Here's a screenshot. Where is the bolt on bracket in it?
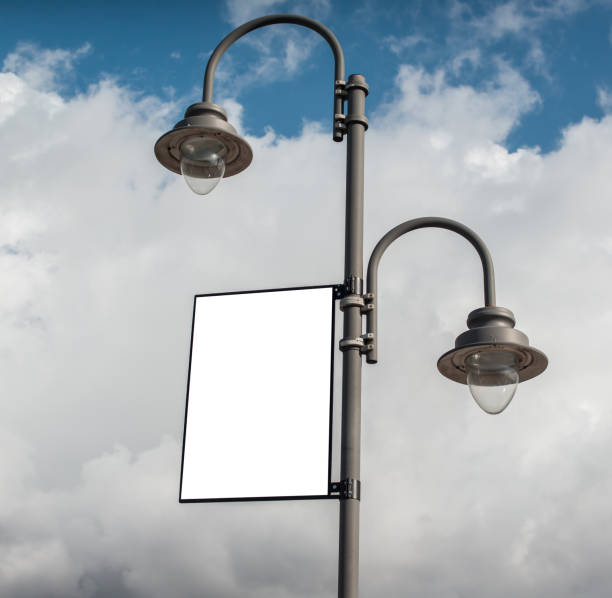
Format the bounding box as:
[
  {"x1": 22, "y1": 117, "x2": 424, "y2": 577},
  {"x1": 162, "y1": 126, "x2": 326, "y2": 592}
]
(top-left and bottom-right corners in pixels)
[
  {"x1": 361, "y1": 292, "x2": 374, "y2": 313},
  {"x1": 330, "y1": 478, "x2": 361, "y2": 500},
  {"x1": 339, "y1": 337, "x2": 364, "y2": 351},
  {"x1": 339, "y1": 294, "x2": 365, "y2": 311},
  {"x1": 339, "y1": 333, "x2": 374, "y2": 354}
]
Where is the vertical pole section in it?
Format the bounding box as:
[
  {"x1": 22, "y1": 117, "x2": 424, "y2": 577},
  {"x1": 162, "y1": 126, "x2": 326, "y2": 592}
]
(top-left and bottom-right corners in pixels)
[{"x1": 338, "y1": 74, "x2": 369, "y2": 598}]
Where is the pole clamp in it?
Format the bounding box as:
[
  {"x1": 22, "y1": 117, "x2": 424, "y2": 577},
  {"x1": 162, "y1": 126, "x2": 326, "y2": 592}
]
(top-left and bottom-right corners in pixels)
[
  {"x1": 339, "y1": 337, "x2": 363, "y2": 351},
  {"x1": 345, "y1": 114, "x2": 369, "y2": 130},
  {"x1": 330, "y1": 478, "x2": 361, "y2": 500},
  {"x1": 339, "y1": 294, "x2": 364, "y2": 311},
  {"x1": 334, "y1": 114, "x2": 347, "y2": 140},
  {"x1": 333, "y1": 80, "x2": 347, "y2": 141},
  {"x1": 335, "y1": 277, "x2": 363, "y2": 298},
  {"x1": 360, "y1": 333, "x2": 374, "y2": 354},
  {"x1": 339, "y1": 333, "x2": 374, "y2": 353},
  {"x1": 345, "y1": 79, "x2": 369, "y2": 95},
  {"x1": 361, "y1": 292, "x2": 374, "y2": 313},
  {"x1": 344, "y1": 276, "x2": 363, "y2": 296}
]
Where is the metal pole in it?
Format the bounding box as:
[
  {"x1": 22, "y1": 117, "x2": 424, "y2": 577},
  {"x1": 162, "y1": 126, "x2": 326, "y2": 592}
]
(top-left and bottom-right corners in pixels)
[
  {"x1": 338, "y1": 73, "x2": 368, "y2": 598},
  {"x1": 201, "y1": 14, "x2": 346, "y2": 142},
  {"x1": 365, "y1": 217, "x2": 497, "y2": 364}
]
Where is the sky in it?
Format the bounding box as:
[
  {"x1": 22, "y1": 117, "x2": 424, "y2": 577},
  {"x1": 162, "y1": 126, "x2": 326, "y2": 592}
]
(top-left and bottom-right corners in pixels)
[{"x1": 2, "y1": 0, "x2": 612, "y2": 596}]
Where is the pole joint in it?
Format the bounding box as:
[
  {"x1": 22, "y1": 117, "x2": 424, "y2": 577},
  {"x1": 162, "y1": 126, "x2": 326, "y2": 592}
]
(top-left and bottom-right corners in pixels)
[
  {"x1": 331, "y1": 478, "x2": 361, "y2": 500},
  {"x1": 345, "y1": 78, "x2": 369, "y2": 95},
  {"x1": 345, "y1": 114, "x2": 369, "y2": 130}
]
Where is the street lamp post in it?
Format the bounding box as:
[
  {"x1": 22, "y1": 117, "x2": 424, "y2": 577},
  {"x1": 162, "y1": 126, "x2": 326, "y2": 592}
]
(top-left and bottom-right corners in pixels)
[{"x1": 154, "y1": 14, "x2": 547, "y2": 598}]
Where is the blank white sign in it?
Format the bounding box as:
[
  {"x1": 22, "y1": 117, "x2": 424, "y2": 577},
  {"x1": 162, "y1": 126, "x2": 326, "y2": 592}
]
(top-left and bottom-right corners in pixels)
[{"x1": 180, "y1": 286, "x2": 335, "y2": 501}]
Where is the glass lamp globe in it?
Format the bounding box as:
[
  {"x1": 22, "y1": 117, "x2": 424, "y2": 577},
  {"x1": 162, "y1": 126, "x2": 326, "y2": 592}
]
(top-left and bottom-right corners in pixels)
[
  {"x1": 465, "y1": 350, "x2": 519, "y2": 414},
  {"x1": 180, "y1": 136, "x2": 226, "y2": 195}
]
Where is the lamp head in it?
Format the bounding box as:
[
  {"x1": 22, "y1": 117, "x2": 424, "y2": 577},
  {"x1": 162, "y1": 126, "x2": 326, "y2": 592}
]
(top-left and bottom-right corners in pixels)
[
  {"x1": 437, "y1": 306, "x2": 548, "y2": 414},
  {"x1": 154, "y1": 102, "x2": 252, "y2": 194}
]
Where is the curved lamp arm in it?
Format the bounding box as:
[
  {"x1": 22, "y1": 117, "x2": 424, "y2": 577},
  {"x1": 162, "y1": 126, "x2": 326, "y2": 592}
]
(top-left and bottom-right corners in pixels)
[
  {"x1": 365, "y1": 217, "x2": 496, "y2": 364},
  {"x1": 202, "y1": 14, "x2": 346, "y2": 140}
]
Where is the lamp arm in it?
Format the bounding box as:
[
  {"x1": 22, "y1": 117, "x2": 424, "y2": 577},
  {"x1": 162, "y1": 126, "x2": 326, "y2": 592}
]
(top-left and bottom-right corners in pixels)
[
  {"x1": 202, "y1": 14, "x2": 346, "y2": 140},
  {"x1": 365, "y1": 217, "x2": 496, "y2": 364}
]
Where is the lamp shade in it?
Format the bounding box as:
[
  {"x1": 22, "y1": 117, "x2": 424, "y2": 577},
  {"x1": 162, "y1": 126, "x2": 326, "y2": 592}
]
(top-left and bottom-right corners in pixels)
[
  {"x1": 437, "y1": 306, "x2": 548, "y2": 385},
  {"x1": 154, "y1": 101, "x2": 252, "y2": 178}
]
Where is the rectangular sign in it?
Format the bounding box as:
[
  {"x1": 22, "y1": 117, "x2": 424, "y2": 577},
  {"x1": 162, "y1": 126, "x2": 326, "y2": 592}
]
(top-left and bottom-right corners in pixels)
[{"x1": 180, "y1": 285, "x2": 336, "y2": 502}]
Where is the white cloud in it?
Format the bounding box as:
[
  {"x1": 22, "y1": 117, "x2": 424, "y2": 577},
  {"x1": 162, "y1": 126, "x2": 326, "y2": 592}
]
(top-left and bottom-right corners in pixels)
[
  {"x1": 377, "y1": 60, "x2": 539, "y2": 145},
  {"x1": 225, "y1": 0, "x2": 330, "y2": 26},
  {"x1": 384, "y1": 34, "x2": 427, "y2": 56},
  {"x1": 225, "y1": 0, "x2": 288, "y2": 26},
  {"x1": 477, "y1": 1, "x2": 529, "y2": 39},
  {"x1": 525, "y1": 37, "x2": 550, "y2": 77},
  {"x1": 2, "y1": 42, "x2": 91, "y2": 91},
  {"x1": 450, "y1": 48, "x2": 482, "y2": 73},
  {"x1": 452, "y1": 0, "x2": 590, "y2": 78},
  {"x1": 468, "y1": 0, "x2": 588, "y2": 40},
  {"x1": 3, "y1": 40, "x2": 612, "y2": 597},
  {"x1": 597, "y1": 85, "x2": 612, "y2": 112},
  {"x1": 214, "y1": 0, "x2": 333, "y2": 98}
]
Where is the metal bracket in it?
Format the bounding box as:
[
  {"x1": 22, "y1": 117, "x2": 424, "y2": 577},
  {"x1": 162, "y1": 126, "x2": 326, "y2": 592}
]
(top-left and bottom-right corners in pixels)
[
  {"x1": 335, "y1": 80, "x2": 348, "y2": 98},
  {"x1": 334, "y1": 277, "x2": 363, "y2": 298},
  {"x1": 339, "y1": 337, "x2": 364, "y2": 351},
  {"x1": 345, "y1": 79, "x2": 369, "y2": 95},
  {"x1": 334, "y1": 114, "x2": 347, "y2": 140},
  {"x1": 335, "y1": 283, "x2": 373, "y2": 354},
  {"x1": 330, "y1": 478, "x2": 361, "y2": 500},
  {"x1": 345, "y1": 114, "x2": 369, "y2": 130},
  {"x1": 333, "y1": 80, "x2": 347, "y2": 141},
  {"x1": 339, "y1": 333, "x2": 374, "y2": 353},
  {"x1": 339, "y1": 295, "x2": 364, "y2": 311},
  {"x1": 360, "y1": 333, "x2": 374, "y2": 354},
  {"x1": 361, "y1": 292, "x2": 374, "y2": 314},
  {"x1": 345, "y1": 276, "x2": 363, "y2": 296},
  {"x1": 333, "y1": 285, "x2": 346, "y2": 300}
]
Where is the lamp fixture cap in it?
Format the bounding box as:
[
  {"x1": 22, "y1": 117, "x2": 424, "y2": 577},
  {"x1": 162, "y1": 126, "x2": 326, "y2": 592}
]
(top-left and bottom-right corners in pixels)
[
  {"x1": 154, "y1": 101, "x2": 253, "y2": 177},
  {"x1": 437, "y1": 306, "x2": 548, "y2": 384}
]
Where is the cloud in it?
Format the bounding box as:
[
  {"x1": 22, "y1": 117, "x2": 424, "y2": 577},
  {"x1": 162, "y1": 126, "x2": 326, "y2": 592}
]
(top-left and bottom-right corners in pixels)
[
  {"x1": 3, "y1": 39, "x2": 612, "y2": 597},
  {"x1": 597, "y1": 85, "x2": 612, "y2": 112},
  {"x1": 224, "y1": 0, "x2": 288, "y2": 26},
  {"x1": 384, "y1": 34, "x2": 427, "y2": 56},
  {"x1": 447, "y1": 0, "x2": 590, "y2": 79},
  {"x1": 474, "y1": 1, "x2": 529, "y2": 39},
  {"x1": 450, "y1": 48, "x2": 482, "y2": 73},
  {"x1": 467, "y1": 0, "x2": 588, "y2": 41},
  {"x1": 214, "y1": 0, "x2": 332, "y2": 99},
  {"x1": 224, "y1": 0, "x2": 331, "y2": 27},
  {"x1": 378, "y1": 60, "x2": 539, "y2": 145},
  {"x1": 2, "y1": 42, "x2": 91, "y2": 91}
]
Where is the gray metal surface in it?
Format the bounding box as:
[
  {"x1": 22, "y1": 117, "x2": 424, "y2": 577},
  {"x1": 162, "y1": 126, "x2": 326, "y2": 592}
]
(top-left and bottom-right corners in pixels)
[
  {"x1": 154, "y1": 101, "x2": 252, "y2": 177},
  {"x1": 338, "y1": 73, "x2": 368, "y2": 598},
  {"x1": 437, "y1": 306, "x2": 548, "y2": 383},
  {"x1": 365, "y1": 217, "x2": 496, "y2": 364},
  {"x1": 152, "y1": 13, "x2": 548, "y2": 598},
  {"x1": 437, "y1": 343, "x2": 548, "y2": 384},
  {"x1": 202, "y1": 14, "x2": 346, "y2": 141}
]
